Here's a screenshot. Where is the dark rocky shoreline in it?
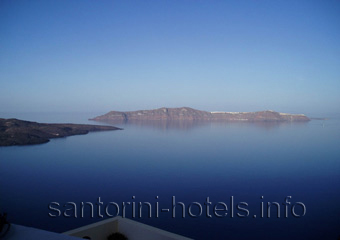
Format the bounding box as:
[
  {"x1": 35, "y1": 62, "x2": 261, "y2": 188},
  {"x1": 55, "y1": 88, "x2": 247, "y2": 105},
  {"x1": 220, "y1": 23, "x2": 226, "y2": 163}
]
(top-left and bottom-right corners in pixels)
[{"x1": 0, "y1": 118, "x2": 121, "y2": 146}]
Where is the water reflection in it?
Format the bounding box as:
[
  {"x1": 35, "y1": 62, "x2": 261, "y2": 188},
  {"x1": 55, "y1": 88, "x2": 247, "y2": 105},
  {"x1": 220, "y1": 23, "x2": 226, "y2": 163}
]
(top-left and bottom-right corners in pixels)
[
  {"x1": 91, "y1": 119, "x2": 309, "y2": 131},
  {"x1": 1, "y1": 115, "x2": 338, "y2": 240}
]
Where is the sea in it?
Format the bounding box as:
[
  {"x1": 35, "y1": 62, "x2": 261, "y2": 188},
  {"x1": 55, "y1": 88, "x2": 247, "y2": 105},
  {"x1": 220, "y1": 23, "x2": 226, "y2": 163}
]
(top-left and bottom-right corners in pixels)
[{"x1": 1, "y1": 112, "x2": 339, "y2": 239}]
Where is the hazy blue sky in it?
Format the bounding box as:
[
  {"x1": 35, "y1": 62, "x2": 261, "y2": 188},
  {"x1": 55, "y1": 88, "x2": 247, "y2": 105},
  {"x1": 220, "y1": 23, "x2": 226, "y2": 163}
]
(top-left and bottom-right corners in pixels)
[{"x1": 1, "y1": 0, "x2": 339, "y2": 115}]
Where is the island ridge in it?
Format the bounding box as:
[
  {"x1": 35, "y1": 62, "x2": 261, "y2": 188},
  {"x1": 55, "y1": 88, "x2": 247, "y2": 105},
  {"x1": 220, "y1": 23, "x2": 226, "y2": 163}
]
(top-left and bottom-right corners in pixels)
[{"x1": 91, "y1": 107, "x2": 310, "y2": 122}]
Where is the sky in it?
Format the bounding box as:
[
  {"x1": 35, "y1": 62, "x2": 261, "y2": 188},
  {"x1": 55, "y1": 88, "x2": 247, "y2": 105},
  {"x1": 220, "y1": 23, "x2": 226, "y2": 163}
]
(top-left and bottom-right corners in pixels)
[{"x1": 0, "y1": 0, "x2": 339, "y2": 116}]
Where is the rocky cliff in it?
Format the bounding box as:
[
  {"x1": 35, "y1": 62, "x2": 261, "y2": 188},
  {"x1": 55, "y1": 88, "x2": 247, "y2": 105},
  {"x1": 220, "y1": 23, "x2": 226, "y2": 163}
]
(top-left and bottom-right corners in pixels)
[{"x1": 91, "y1": 107, "x2": 310, "y2": 122}]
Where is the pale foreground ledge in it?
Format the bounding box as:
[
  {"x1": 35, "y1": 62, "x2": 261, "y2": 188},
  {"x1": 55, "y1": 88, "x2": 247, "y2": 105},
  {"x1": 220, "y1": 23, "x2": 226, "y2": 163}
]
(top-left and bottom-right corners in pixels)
[
  {"x1": 2, "y1": 217, "x2": 192, "y2": 240},
  {"x1": 64, "y1": 216, "x2": 193, "y2": 240}
]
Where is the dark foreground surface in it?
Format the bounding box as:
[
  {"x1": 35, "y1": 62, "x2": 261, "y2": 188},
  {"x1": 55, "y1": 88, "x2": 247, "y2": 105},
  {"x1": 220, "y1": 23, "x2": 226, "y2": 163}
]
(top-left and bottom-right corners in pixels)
[{"x1": 0, "y1": 118, "x2": 121, "y2": 146}]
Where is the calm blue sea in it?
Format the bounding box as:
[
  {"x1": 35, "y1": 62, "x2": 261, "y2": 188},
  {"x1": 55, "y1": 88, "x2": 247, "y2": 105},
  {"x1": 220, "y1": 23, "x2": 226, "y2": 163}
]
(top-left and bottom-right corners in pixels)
[{"x1": 1, "y1": 112, "x2": 340, "y2": 239}]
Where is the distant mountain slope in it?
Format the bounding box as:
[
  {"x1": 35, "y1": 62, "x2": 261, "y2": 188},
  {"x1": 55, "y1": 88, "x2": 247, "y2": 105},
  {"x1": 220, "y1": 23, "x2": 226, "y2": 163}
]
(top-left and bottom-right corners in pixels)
[
  {"x1": 0, "y1": 118, "x2": 121, "y2": 146},
  {"x1": 91, "y1": 107, "x2": 310, "y2": 122}
]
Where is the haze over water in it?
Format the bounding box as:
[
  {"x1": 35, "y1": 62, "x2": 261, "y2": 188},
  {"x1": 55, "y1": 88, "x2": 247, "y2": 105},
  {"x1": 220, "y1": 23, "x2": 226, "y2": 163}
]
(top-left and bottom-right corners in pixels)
[{"x1": 1, "y1": 113, "x2": 339, "y2": 239}]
